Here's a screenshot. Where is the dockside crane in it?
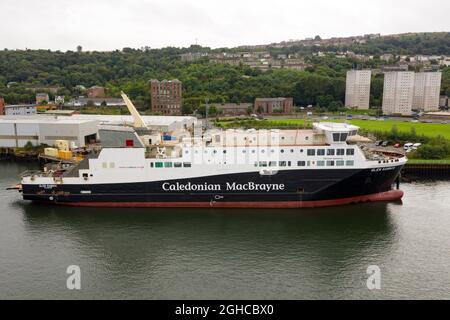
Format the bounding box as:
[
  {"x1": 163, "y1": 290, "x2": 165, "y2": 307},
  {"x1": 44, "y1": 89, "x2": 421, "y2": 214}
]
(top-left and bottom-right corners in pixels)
[{"x1": 120, "y1": 91, "x2": 147, "y2": 128}]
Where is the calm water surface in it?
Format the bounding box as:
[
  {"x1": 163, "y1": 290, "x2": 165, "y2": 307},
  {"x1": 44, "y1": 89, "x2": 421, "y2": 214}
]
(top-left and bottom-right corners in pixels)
[{"x1": 0, "y1": 162, "x2": 449, "y2": 299}]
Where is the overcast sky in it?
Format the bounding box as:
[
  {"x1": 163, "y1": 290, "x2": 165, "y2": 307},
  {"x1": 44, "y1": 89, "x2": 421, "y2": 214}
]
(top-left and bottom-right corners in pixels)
[{"x1": 0, "y1": 0, "x2": 448, "y2": 51}]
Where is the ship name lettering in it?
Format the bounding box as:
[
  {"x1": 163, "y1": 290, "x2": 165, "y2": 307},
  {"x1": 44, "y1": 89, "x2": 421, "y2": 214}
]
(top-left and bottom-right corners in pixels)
[
  {"x1": 226, "y1": 182, "x2": 285, "y2": 192},
  {"x1": 162, "y1": 182, "x2": 221, "y2": 192}
]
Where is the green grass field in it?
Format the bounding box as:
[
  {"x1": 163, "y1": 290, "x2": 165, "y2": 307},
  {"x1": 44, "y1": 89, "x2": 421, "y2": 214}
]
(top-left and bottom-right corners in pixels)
[
  {"x1": 406, "y1": 158, "x2": 450, "y2": 165},
  {"x1": 261, "y1": 119, "x2": 450, "y2": 140}
]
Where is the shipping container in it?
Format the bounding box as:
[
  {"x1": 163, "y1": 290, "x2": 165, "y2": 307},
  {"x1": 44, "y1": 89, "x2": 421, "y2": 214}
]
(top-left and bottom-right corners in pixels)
[
  {"x1": 58, "y1": 150, "x2": 73, "y2": 160},
  {"x1": 44, "y1": 148, "x2": 59, "y2": 157},
  {"x1": 55, "y1": 140, "x2": 70, "y2": 151}
]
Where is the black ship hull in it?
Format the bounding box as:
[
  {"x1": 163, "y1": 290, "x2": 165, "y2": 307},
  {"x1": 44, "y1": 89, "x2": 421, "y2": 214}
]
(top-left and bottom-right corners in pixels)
[{"x1": 22, "y1": 165, "x2": 404, "y2": 208}]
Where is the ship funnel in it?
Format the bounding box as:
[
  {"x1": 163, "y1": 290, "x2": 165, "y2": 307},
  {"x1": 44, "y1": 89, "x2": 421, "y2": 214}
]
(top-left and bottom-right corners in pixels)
[{"x1": 120, "y1": 91, "x2": 147, "y2": 128}]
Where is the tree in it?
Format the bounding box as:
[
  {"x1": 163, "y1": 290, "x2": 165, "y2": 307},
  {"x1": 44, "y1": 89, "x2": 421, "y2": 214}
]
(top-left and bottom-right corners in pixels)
[
  {"x1": 328, "y1": 100, "x2": 344, "y2": 112},
  {"x1": 182, "y1": 105, "x2": 193, "y2": 115}
]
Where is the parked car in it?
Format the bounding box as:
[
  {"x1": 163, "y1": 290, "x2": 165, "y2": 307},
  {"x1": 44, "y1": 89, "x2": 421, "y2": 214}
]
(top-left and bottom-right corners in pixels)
[
  {"x1": 394, "y1": 143, "x2": 401, "y2": 148},
  {"x1": 381, "y1": 141, "x2": 390, "y2": 147},
  {"x1": 404, "y1": 143, "x2": 413, "y2": 150},
  {"x1": 375, "y1": 140, "x2": 383, "y2": 146},
  {"x1": 412, "y1": 143, "x2": 422, "y2": 150}
]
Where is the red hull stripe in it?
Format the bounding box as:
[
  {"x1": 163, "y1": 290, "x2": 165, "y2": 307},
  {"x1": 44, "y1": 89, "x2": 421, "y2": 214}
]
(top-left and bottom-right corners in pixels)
[{"x1": 54, "y1": 190, "x2": 404, "y2": 208}]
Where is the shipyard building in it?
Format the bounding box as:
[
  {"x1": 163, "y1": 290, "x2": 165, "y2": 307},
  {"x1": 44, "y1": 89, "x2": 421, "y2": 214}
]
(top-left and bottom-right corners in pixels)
[
  {"x1": 0, "y1": 114, "x2": 197, "y2": 148},
  {"x1": 0, "y1": 117, "x2": 99, "y2": 148}
]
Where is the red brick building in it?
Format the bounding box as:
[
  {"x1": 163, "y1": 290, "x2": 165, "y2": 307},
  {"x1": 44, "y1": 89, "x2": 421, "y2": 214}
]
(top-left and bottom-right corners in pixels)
[
  {"x1": 254, "y1": 97, "x2": 293, "y2": 114},
  {"x1": 150, "y1": 79, "x2": 182, "y2": 115},
  {"x1": 0, "y1": 97, "x2": 5, "y2": 115},
  {"x1": 87, "y1": 86, "x2": 106, "y2": 98},
  {"x1": 36, "y1": 93, "x2": 49, "y2": 104}
]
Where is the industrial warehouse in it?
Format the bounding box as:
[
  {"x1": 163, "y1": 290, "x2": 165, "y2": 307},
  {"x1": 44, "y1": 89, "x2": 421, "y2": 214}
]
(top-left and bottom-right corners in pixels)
[{"x1": 0, "y1": 114, "x2": 197, "y2": 149}]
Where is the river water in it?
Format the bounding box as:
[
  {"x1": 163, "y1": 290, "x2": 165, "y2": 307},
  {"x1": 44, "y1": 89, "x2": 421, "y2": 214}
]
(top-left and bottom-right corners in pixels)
[{"x1": 0, "y1": 162, "x2": 449, "y2": 299}]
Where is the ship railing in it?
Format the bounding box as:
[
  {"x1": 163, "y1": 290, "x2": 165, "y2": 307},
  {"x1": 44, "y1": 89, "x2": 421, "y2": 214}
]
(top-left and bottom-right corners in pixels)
[{"x1": 19, "y1": 170, "x2": 45, "y2": 178}]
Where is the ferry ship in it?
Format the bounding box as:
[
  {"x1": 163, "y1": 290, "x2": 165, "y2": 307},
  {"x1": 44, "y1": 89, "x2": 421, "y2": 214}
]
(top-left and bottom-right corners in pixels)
[{"x1": 17, "y1": 94, "x2": 406, "y2": 208}]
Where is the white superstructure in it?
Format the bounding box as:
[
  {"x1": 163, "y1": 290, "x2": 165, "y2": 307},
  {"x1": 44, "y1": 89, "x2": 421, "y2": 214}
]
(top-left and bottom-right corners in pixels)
[{"x1": 21, "y1": 122, "x2": 406, "y2": 187}]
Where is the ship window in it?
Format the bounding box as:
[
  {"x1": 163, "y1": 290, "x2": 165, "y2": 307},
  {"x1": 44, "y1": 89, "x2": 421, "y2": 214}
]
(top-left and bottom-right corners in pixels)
[
  {"x1": 269, "y1": 161, "x2": 277, "y2": 167},
  {"x1": 317, "y1": 149, "x2": 325, "y2": 156},
  {"x1": 261, "y1": 149, "x2": 265, "y2": 153},
  {"x1": 317, "y1": 161, "x2": 325, "y2": 167},
  {"x1": 346, "y1": 160, "x2": 355, "y2": 166},
  {"x1": 183, "y1": 163, "x2": 191, "y2": 168},
  {"x1": 333, "y1": 133, "x2": 340, "y2": 142},
  {"x1": 164, "y1": 162, "x2": 173, "y2": 168},
  {"x1": 336, "y1": 160, "x2": 345, "y2": 166},
  {"x1": 288, "y1": 161, "x2": 291, "y2": 167},
  {"x1": 326, "y1": 160, "x2": 335, "y2": 166},
  {"x1": 340, "y1": 133, "x2": 348, "y2": 141},
  {"x1": 307, "y1": 149, "x2": 315, "y2": 156},
  {"x1": 346, "y1": 149, "x2": 355, "y2": 155},
  {"x1": 327, "y1": 149, "x2": 335, "y2": 156},
  {"x1": 281, "y1": 149, "x2": 285, "y2": 153},
  {"x1": 271, "y1": 149, "x2": 275, "y2": 153},
  {"x1": 155, "y1": 162, "x2": 164, "y2": 168},
  {"x1": 290, "y1": 149, "x2": 294, "y2": 153},
  {"x1": 307, "y1": 161, "x2": 311, "y2": 166},
  {"x1": 82, "y1": 173, "x2": 88, "y2": 178},
  {"x1": 174, "y1": 162, "x2": 182, "y2": 168},
  {"x1": 298, "y1": 161, "x2": 306, "y2": 166},
  {"x1": 337, "y1": 149, "x2": 345, "y2": 156},
  {"x1": 279, "y1": 161, "x2": 286, "y2": 167},
  {"x1": 109, "y1": 162, "x2": 115, "y2": 168},
  {"x1": 102, "y1": 162, "x2": 107, "y2": 168},
  {"x1": 254, "y1": 162, "x2": 258, "y2": 167},
  {"x1": 300, "y1": 149, "x2": 304, "y2": 153},
  {"x1": 259, "y1": 161, "x2": 267, "y2": 167}
]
